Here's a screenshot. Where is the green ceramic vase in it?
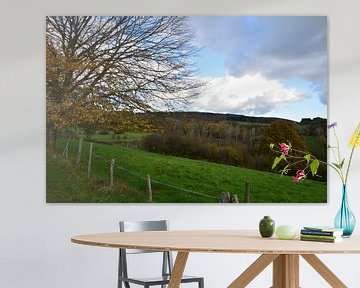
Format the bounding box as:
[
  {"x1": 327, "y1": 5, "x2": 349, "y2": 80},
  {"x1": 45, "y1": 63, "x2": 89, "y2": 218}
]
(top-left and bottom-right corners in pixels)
[{"x1": 259, "y1": 216, "x2": 275, "y2": 237}]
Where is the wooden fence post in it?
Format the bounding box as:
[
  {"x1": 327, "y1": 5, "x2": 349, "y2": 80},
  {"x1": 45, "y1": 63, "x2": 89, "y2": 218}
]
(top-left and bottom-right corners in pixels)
[
  {"x1": 244, "y1": 181, "x2": 251, "y2": 203},
  {"x1": 147, "y1": 174, "x2": 152, "y2": 202},
  {"x1": 76, "y1": 138, "x2": 83, "y2": 164},
  {"x1": 63, "y1": 137, "x2": 71, "y2": 159},
  {"x1": 65, "y1": 146, "x2": 69, "y2": 159},
  {"x1": 110, "y1": 159, "x2": 115, "y2": 186},
  {"x1": 87, "y1": 143, "x2": 93, "y2": 179}
]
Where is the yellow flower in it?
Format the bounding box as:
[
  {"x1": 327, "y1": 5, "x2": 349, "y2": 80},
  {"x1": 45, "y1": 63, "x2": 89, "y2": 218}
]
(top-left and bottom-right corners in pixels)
[{"x1": 349, "y1": 122, "x2": 360, "y2": 147}]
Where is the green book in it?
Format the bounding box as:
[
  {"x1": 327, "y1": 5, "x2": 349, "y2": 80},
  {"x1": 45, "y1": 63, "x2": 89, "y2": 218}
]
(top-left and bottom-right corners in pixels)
[
  {"x1": 300, "y1": 236, "x2": 342, "y2": 243},
  {"x1": 300, "y1": 234, "x2": 340, "y2": 240}
]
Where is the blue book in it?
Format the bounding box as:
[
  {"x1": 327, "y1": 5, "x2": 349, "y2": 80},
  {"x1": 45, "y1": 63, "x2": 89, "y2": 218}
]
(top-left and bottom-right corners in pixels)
[{"x1": 302, "y1": 226, "x2": 343, "y2": 236}]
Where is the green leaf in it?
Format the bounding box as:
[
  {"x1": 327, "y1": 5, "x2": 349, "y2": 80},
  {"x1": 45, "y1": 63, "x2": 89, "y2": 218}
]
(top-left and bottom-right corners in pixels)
[
  {"x1": 272, "y1": 157, "x2": 281, "y2": 169},
  {"x1": 304, "y1": 154, "x2": 311, "y2": 164},
  {"x1": 333, "y1": 159, "x2": 345, "y2": 169},
  {"x1": 339, "y1": 158, "x2": 345, "y2": 169},
  {"x1": 310, "y1": 160, "x2": 319, "y2": 176},
  {"x1": 269, "y1": 143, "x2": 274, "y2": 149},
  {"x1": 332, "y1": 162, "x2": 340, "y2": 169},
  {"x1": 272, "y1": 154, "x2": 286, "y2": 170}
]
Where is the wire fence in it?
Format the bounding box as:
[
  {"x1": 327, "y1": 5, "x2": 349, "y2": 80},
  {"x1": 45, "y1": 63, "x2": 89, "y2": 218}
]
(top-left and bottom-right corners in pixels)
[
  {"x1": 60, "y1": 137, "x2": 251, "y2": 203},
  {"x1": 92, "y1": 149, "x2": 219, "y2": 201}
]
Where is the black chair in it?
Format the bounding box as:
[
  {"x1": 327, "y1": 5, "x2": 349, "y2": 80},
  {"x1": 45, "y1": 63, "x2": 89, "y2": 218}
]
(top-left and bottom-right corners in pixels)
[{"x1": 118, "y1": 220, "x2": 204, "y2": 288}]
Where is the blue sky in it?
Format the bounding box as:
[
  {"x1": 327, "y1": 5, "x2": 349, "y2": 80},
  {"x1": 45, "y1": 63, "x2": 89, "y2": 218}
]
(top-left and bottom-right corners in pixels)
[{"x1": 187, "y1": 16, "x2": 328, "y2": 122}]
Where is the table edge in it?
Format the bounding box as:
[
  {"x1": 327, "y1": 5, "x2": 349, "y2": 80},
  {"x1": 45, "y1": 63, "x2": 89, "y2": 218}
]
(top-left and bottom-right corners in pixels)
[{"x1": 71, "y1": 235, "x2": 360, "y2": 254}]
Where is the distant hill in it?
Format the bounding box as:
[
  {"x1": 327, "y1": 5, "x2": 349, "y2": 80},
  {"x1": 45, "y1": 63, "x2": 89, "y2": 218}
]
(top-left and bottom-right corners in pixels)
[
  {"x1": 299, "y1": 117, "x2": 327, "y2": 125},
  {"x1": 147, "y1": 111, "x2": 326, "y2": 125}
]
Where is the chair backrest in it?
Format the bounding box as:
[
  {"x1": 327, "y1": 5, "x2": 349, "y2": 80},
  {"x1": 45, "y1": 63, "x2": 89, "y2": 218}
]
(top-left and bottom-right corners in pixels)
[
  {"x1": 119, "y1": 220, "x2": 168, "y2": 254},
  {"x1": 118, "y1": 220, "x2": 173, "y2": 282},
  {"x1": 120, "y1": 220, "x2": 168, "y2": 232}
]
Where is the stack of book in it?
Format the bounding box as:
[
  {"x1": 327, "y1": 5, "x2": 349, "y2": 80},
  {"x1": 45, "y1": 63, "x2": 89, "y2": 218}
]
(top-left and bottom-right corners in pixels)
[{"x1": 300, "y1": 226, "x2": 344, "y2": 243}]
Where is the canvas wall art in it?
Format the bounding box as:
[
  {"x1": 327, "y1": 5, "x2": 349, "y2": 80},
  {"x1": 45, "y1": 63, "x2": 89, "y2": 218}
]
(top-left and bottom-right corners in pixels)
[{"x1": 46, "y1": 16, "x2": 328, "y2": 203}]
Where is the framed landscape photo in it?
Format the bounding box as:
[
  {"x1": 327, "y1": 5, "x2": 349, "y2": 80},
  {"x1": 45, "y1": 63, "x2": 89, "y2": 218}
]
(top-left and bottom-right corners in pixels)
[{"x1": 46, "y1": 16, "x2": 328, "y2": 203}]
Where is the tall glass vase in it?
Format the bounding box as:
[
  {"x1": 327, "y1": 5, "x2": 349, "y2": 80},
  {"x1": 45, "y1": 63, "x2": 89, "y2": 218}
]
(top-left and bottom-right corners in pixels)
[{"x1": 334, "y1": 185, "x2": 356, "y2": 237}]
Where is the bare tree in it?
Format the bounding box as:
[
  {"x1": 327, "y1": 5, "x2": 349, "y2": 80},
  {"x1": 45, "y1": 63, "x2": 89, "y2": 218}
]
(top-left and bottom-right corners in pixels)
[{"x1": 46, "y1": 16, "x2": 203, "y2": 150}]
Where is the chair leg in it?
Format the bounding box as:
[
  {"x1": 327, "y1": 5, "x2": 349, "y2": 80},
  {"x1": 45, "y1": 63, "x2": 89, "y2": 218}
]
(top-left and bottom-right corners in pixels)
[
  {"x1": 199, "y1": 278, "x2": 204, "y2": 288},
  {"x1": 118, "y1": 250, "x2": 122, "y2": 288}
]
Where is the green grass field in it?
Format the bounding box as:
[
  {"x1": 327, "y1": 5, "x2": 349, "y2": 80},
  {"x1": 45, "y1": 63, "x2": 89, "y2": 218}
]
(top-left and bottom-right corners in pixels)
[
  {"x1": 88, "y1": 131, "x2": 151, "y2": 143},
  {"x1": 46, "y1": 138, "x2": 327, "y2": 203}
]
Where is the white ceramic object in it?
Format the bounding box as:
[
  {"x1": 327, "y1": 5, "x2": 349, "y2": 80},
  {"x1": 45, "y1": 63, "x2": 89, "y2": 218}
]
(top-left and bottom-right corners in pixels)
[{"x1": 275, "y1": 225, "x2": 297, "y2": 240}]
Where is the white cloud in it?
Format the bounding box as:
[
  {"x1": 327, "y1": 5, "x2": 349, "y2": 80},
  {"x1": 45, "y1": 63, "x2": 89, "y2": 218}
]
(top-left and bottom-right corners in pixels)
[
  {"x1": 189, "y1": 73, "x2": 307, "y2": 115},
  {"x1": 190, "y1": 16, "x2": 328, "y2": 104}
]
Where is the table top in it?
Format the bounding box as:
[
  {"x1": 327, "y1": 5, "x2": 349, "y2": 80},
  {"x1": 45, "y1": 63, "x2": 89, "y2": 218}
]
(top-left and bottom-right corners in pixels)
[{"x1": 71, "y1": 230, "x2": 360, "y2": 254}]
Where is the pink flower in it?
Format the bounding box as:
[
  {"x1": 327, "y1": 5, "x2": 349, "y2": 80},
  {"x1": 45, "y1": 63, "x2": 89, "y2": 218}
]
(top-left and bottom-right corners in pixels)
[
  {"x1": 293, "y1": 170, "x2": 306, "y2": 183},
  {"x1": 279, "y1": 143, "x2": 289, "y2": 155}
]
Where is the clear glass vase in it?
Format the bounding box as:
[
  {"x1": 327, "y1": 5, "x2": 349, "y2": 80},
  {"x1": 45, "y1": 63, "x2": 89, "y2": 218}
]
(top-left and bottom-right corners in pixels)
[{"x1": 334, "y1": 185, "x2": 356, "y2": 237}]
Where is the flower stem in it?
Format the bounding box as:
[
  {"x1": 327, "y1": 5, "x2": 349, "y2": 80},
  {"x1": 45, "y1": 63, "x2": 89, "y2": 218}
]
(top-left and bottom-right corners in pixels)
[
  {"x1": 330, "y1": 147, "x2": 339, "y2": 164},
  {"x1": 345, "y1": 145, "x2": 356, "y2": 185},
  {"x1": 333, "y1": 127, "x2": 345, "y2": 183},
  {"x1": 333, "y1": 127, "x2": 342, "y2": 164},
  {"x1": 320, "y1": 160, "x2": 344, "y2": 182},
  {"x1": 273, "y1": 148, "x2": 344, "y2": 182}
]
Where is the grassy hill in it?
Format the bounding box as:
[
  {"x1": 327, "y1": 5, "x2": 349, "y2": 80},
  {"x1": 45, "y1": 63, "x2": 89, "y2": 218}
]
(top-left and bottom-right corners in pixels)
[{"x1": 46, "y1": 138, "x2": 327, "y2": 203}]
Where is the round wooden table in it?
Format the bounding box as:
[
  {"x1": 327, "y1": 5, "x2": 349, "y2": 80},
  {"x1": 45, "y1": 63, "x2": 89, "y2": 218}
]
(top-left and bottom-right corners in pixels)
[{"x1": 72, "y1": 230, "x2": 360, "y2": 288}]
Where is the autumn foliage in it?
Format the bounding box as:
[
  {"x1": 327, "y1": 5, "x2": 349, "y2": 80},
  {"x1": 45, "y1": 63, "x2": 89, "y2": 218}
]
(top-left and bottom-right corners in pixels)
[{"x1": 46, "y1": 16, "x2": 203, "y2": 150}]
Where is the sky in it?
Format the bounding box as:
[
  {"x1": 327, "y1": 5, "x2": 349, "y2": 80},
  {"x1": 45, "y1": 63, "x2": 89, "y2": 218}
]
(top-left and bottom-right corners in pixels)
[{"x1": 187, "y1": 16, "x2": 328, "y2": 122}]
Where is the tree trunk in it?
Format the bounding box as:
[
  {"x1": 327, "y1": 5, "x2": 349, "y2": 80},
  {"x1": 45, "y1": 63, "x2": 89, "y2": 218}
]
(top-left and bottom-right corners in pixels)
[{"x1": 46, "y1": 122, "x2": 57, "y2": 152}]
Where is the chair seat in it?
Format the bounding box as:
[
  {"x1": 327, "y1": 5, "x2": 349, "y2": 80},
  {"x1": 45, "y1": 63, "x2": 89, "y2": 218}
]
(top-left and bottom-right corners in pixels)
[{"x1": 119, "y1": 274, "x2": 203, "y2": 286}]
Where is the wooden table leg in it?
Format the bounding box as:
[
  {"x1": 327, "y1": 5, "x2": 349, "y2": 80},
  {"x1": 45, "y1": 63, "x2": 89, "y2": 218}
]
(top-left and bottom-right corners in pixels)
[
  {"x1": 228, "y1": 254, "x2": 279, "y2": 288},
  {"x1": 272, "y1": 254, "x2": 299, "y2": 288},
  {"x1": 168, "y1": 252, "x2": 189, "y2": 288},
  {"x1": 288, "y1": 255, "x2": 299, "y2": 288},
  {"x1": 301, "y1": 254, "x2": 347, "y2": 288}
]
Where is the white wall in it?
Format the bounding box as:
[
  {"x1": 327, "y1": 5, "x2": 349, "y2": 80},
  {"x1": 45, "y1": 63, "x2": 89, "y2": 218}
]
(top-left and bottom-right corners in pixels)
[{"x1": 1, "y1": 0, "x2": 360, "y2": 287}]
